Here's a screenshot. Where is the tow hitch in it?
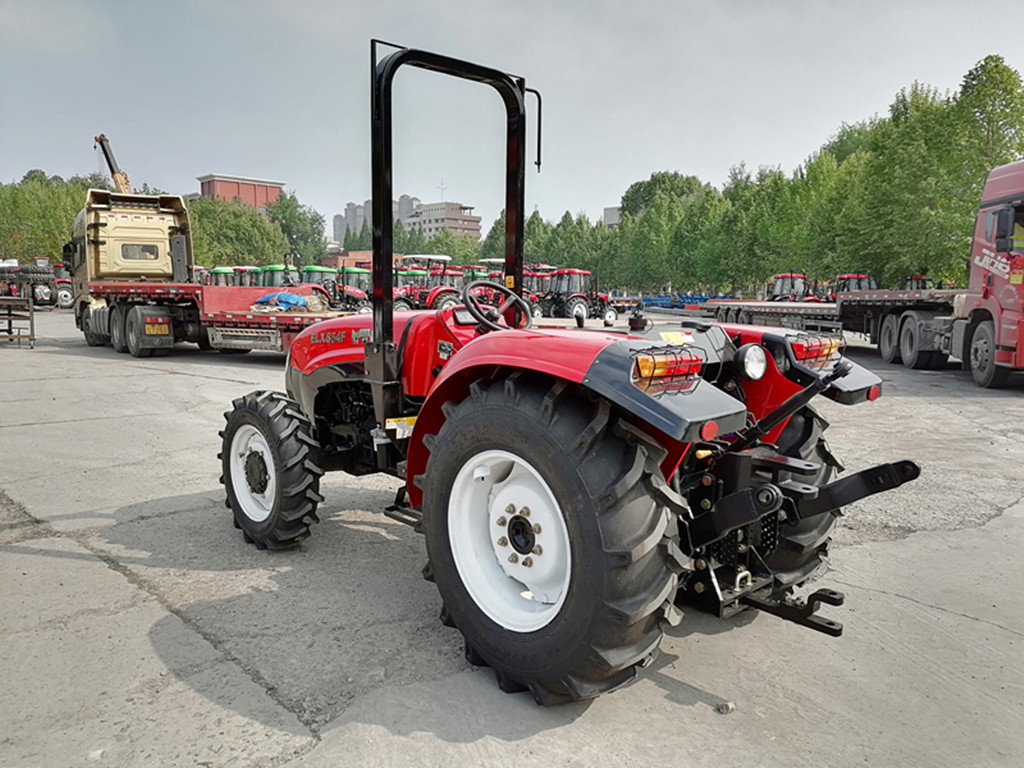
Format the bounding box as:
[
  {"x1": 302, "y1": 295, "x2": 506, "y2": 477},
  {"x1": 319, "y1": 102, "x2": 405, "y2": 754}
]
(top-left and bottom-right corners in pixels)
[{"x1": 742, "y1": 588, "x2": 846, "y2": 636}]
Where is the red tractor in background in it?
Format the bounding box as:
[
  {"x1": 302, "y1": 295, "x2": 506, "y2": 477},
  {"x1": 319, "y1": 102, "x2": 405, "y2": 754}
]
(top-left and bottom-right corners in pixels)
[
  {"x1": 544, "y1": 267, "x2": 618, "y2": 324},
  {"x1": 219, "y1": 42, "x2": 920, "y2": 705}
]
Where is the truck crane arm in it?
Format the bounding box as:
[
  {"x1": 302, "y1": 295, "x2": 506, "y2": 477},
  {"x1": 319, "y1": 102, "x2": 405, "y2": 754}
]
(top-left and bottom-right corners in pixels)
[{"x1": 93, "y1": 134, "x2": 132, "y2": 194}]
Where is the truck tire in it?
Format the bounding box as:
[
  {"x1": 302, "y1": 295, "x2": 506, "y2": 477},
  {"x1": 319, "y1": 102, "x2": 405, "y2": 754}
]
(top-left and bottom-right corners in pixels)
[
  {"x1": 969, "y1": 320, "x2": 1010, "y2": 388},
  {"x1": 421, "y1": 376, "x2": 681, "y2": 705},
  {"x1": 898, "y1": 310, "x2": 932, "y2": 369},
  {"x1": 82, "y1": 309, "x2": 108, "y2": 347},
  {"x1": 879, "y1": 313, "x2": 901, "y2": 364},
  {"x1": 220, "y1": 390, "x2": 324, "y2": 549},
  {"x1": 109, "y1": 304, "x2": 128, "y2": 354},
  {"x1": 767, "y1": 407, "x2": 841, "y2": 586},
  {"x1": 197, "y1": 327, "x2": 213, "y2": 351},
  {"x1": 125, "y1": 305, "x2": 152, "y2": 358}
]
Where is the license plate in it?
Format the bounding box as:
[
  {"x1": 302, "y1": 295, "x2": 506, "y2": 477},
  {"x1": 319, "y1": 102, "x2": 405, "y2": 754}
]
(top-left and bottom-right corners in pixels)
[{"x1": 144, "y1": 323, "x2": 169, "y2": 335}]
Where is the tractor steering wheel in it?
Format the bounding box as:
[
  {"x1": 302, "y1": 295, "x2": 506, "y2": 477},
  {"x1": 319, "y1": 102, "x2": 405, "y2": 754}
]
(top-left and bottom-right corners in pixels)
[{"x1": 461, "y1": 279, "x2": 534, "y2": 332}]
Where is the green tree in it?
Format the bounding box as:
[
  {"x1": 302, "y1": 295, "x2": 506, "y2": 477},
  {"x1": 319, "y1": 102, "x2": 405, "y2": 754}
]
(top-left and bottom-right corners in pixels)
[
  {"x1": 620, "y1": 172, "x2": 709, "y2": 217},
  {"x1": 266, "y1": 191, "x2": 327, "y2": 267},
  {"x1": 188, "y1": 196, "x2": 290, "y2": 267},
  {"x1": 480, "y1": 210, "x2": 507, "y2": 261}
]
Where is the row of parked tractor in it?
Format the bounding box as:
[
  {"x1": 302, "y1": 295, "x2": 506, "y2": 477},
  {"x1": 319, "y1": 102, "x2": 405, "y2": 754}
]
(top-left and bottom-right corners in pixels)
[{"x1": 195, "y1": 254, "x2": 622, "y2": 324}]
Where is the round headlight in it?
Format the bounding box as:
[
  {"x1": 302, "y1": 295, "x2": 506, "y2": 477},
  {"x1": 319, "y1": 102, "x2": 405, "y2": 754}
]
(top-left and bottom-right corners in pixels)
[{"x1": 735, "y1": 343, "x2": 768, "y2": 380}]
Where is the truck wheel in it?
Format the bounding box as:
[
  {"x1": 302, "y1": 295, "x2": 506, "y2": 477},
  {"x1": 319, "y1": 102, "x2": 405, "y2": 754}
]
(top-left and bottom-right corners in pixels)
[
  {"x1": 125, "y1": 306, "x2": 152, "y2": 358},
  {"x1": 767, "y1": 407, "x2": 841, "y2": 586},
  {"x1": 197, "y1": 327, "x2": 213, "y2": 351},
  {"x1": 898, "y1": 310, "x2": 932, "y2": 369},
  {"x1": 969, "y1": 320, "x2": 1009, "y2": 388},
  {"x1": 566, "y1": 297, "x2": 588, "y2": 320},
  {"x1": 109, "y1": 304, "x2": 128, "y2": 354},
  {"x1": 737, "y1": 310, "x2": 752, "y2": 325},
  {"x1": 879, "y1": 313, "x2": 901, "y2": 364},
  {"x1": 82, "y1": 309, "x2": 108, "y2": 347},
  {"x1": 220, "y1": 391, "x2": 324, "y2": 549},
  {"x1": 422, "y1": 376, "x2": 681, "y2": 705}
]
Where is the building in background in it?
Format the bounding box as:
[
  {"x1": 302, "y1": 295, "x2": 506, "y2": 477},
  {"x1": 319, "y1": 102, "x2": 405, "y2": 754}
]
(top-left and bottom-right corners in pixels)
[
  {"x1": 603, "y1": 206, "x2": 621, "y2": 229},
  {"x1": 402, "y1": 201, "x2": 481, "y2": 239},
  {"x1": 333, "y1": 194, "x2": 480, "y2": 242},
  {"x1": 196, "y1": 174, "x2": 286, "y2": 210}
]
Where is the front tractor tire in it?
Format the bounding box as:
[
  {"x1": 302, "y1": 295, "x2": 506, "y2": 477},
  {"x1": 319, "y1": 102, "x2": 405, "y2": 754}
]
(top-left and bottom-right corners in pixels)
[
  {"x1": 422, "y1": 376, "x2": 682, "y2": 705},
  {"x1": 220, "y1": 391, "x2": 324, "y2": 549}
]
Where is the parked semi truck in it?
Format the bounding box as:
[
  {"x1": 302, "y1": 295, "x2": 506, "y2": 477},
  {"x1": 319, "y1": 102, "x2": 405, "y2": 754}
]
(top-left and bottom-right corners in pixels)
[
  {"x1": 65, "y1": 189, "x2": 344, "y2": 356},
  {"x1": 704, "y1": 161, "x2": 1024, "y2": 388}
]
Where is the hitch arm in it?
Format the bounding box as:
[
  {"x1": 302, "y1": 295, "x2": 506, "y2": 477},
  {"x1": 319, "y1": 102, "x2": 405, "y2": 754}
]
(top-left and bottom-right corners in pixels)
[
  {"x1": 742, "y1": 588, "x2": 846, "y2": 637},
  {"x1": 795, "y1": 459, "x2": 921, "y2": 521}
]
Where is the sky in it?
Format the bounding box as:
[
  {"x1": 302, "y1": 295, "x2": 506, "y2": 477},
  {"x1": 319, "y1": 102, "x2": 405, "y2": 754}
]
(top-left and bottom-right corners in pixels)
[{"x1": 3, "y1": 0, "x2": 1024, "y2": 239}]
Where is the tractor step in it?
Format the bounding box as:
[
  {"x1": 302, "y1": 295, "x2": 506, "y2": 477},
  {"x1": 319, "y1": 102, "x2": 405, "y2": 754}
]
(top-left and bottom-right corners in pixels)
[{"x1": 741, "y1": 587, "x2": 845, "y2": 637}]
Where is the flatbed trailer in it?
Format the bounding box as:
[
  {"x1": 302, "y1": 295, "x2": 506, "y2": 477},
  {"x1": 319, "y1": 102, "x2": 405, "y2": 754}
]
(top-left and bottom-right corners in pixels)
[
  {"x1": 702, "y1": 161, "x2": 1024, "y2": 388},
  {"x1": 82, "y1": 281, "x2": 347, "y2": 355}
]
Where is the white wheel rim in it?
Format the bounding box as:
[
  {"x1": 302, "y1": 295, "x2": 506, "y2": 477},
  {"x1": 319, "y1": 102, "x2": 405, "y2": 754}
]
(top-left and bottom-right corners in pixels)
[
  {"x1": 448, "y1": 449, "x2": 571, "y2": 632},
  {"x1": 604, "y1": 309, "x2": 616, "y2": 323},
  {"x1": 573, "y1": 302, "x2": 587, "y2": 319},
  {"x1": 229, "y1": 424, "x2": 277, "y2": 523}
]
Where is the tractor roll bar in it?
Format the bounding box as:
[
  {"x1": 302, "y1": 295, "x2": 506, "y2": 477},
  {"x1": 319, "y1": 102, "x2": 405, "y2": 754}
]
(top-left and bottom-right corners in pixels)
[{"x1": 370, "y1": 40, "x2": 530, "y2": 346}]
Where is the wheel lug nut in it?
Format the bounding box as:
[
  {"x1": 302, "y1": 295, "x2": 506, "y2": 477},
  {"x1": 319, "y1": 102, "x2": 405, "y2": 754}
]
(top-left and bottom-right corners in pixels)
[
  {"x1": 505, "y1": 504, "x2": 515, "y2": 515},
  {"x1": 496, "y1": 516, "x2": 507, "y2": 527},
  {"x1": 695, "y1": 559, "x2": 707, "y2": 570},
  {"x1": 508, "y1": 553, "x2": 519, "y2": 564},
  {"x1": 497, "y1": 536, "x2": 508, "y2": 547},
  {"x1": 521, "y1": 507, "x2": 530, "y2": 517},
  {"x1": 693, "y1": 582, "x2": 706, "y2": 594},
  {"x1": 532, "y1": 545, "x2": 543, "y2": 555},
  {"x1": 522, "y1": 557, "x2": 533, "y2": 568},
  {"x1": 532, "y1": 523, "x2": 541, "y2": 534}
]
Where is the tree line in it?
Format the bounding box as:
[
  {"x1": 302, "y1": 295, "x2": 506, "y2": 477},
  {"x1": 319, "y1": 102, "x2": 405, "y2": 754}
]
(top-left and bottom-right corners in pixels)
[
  {"x1": 0, "y1": 172, "x2": 326, "y2": 268},
  {"x1": 3, "y1": 55, "x2": 1022, "y2": 293}
]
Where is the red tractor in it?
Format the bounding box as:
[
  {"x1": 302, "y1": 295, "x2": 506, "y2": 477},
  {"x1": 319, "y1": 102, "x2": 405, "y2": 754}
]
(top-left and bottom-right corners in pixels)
[
  {"x1": 220, "y1": 43, "x2": 920, "y2": 705},
  {"x1": 545, "y1": 267, "x2": 617, "y2": 324}
]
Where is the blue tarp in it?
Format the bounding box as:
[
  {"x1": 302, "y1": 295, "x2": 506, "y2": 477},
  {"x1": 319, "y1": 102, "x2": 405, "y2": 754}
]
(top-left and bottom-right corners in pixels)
[{"x1": 254, "y1": 292, "x2": 307, "y2": 309}]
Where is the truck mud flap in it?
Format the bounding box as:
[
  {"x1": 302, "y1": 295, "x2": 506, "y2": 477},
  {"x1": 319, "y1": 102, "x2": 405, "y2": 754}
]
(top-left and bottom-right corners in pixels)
[{"x1": 208, "y1": 327, "x2": 282, "y2": 351}]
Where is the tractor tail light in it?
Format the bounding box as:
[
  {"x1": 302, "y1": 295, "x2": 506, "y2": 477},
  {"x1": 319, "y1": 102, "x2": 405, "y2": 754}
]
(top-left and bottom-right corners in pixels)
[
  {"x1": 790, "y1": 334, "x2": 843, "y2": 370},
  {"x1": 632, "y1": 346, "x2": 705, "y2": 394}
]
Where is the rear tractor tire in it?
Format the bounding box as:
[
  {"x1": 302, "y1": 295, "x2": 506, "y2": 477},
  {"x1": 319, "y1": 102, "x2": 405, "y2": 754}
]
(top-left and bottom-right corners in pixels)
[
  {"x1": 421, "y1": 376, "x2": 682, "y2": 705},
  {"x1": 565, "y1": 297, "x2": 588, "y2": 320},
  {"x1": 767, "y1": 406, "x2": 843, "y2": 586},
  {"x1": 220, "y1": 390, "x2": 324, "y2": 549}
]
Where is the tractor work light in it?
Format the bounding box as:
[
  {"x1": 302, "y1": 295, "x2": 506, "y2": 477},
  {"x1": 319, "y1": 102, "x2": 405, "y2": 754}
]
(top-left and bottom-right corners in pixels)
[
  {"x1": 632, "y1": 346, "x2": 705, "y2": 394},
  {"x1": 734, "y1": 343, "x2": 768, "y2": 380}
]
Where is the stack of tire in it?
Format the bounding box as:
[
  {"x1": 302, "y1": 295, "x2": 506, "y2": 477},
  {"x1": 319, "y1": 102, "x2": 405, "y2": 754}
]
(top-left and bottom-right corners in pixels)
[{"x1": 0, "y1": 262, "x2": 58, "y2": 307}]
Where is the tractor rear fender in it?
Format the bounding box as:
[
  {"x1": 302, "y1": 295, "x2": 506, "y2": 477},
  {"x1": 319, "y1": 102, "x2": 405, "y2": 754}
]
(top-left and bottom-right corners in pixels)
[{"x1": 405, "y1": 332, "x2": 748, "y2": 507}]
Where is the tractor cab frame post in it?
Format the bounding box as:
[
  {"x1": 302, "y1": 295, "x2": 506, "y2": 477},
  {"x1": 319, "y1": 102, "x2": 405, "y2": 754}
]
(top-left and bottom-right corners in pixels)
[{"x1": 367, "y1": 40, "x2": 528, "y2": 434}]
